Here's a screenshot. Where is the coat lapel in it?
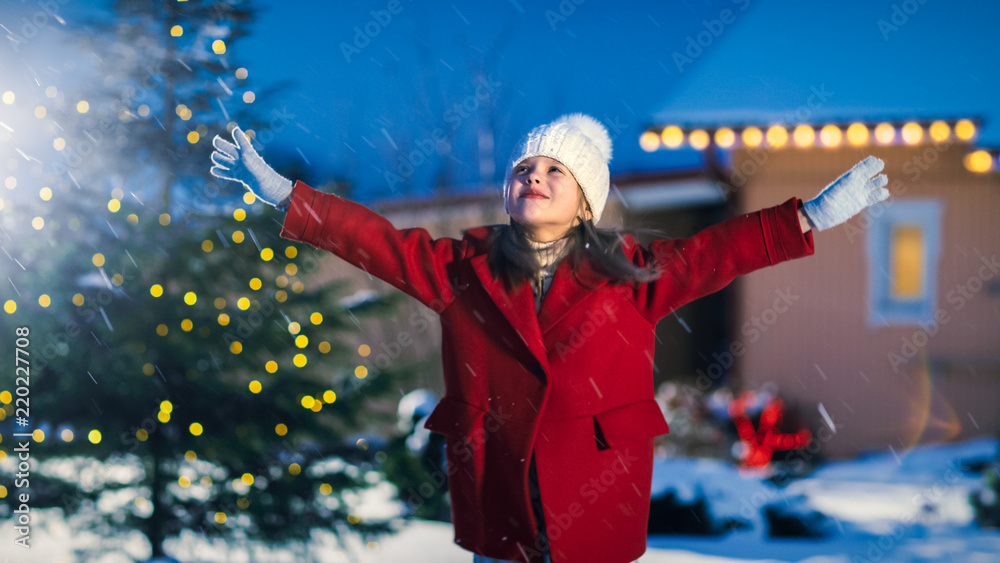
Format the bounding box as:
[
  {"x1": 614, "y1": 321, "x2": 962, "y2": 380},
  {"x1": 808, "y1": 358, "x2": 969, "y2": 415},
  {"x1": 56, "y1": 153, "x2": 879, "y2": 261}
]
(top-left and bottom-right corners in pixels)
[
  {"x1": 470, "y1": 255, "x2": 549, "y2": 376},
  {"x1": 536, "y1": 255, "x2": 608, "y2": 334},
  {"x1": 470, "y1": 252, "x2": 609, "y2": 377}
]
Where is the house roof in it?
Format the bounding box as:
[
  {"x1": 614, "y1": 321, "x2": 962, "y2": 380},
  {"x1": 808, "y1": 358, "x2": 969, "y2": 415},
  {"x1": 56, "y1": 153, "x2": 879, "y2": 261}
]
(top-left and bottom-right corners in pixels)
[{"x1": 647, "y1": 0, "x2": 1000, "y2": 149}]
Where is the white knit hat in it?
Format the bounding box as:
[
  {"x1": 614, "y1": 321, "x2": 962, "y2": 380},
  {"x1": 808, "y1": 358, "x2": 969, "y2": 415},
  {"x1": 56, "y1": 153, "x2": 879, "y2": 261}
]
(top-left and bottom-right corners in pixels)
[{"x1": 503, "y1": 113, "x2": 613, "y2": 223}]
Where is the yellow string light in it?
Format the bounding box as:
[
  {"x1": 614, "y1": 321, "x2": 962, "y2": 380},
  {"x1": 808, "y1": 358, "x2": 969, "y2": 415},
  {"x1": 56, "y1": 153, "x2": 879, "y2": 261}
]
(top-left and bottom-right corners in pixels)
[
  {"x1": 954, "y1": 119, "x2": 975, "y2": 141},
  {"x1": 741, "y1": 127, "x2": 763, "y2": 148},
  {"x1": 963, "y1": 150, "x2": 993, "y2": 173},
  {"x1": 766, "y1": 126, "x2": 787, "y2": 148},
  {"x1": 901, "y1": 122, "x2": 923, "y2": 145},
  {"x1": 874, "y1": 123, "x2": 895, "y2": 145},
  {"x1": 846, "y1": 123, "x2": 869, "y2": 146},
  {"x1": 714, "y1": 127, "x2": 736, "y2": 149},
  {"x1": 688, "y1": 129, "x2": 709, "y2": 150},
  {"x1": 792, "y1": 125, "x2": 815, "y2": 147},
  {"x1": 819, "y1": 125, "x2": 842, "y2": 148},
  {"x1": 639, "y1": 131, "x2": 659, "y2": 152},
  {"x1": 660, "y1": 126, "x2": 683, "y2": 148},
  {"x1": 929, "y1": 121, "x2": 950, "y2": 142}
]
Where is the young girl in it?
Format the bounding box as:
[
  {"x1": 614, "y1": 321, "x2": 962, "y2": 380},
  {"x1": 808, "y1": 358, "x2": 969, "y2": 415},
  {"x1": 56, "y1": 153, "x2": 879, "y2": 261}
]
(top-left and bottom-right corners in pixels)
[{"x1": 210, "y1": 113, "x2": 889, "y2": 563}]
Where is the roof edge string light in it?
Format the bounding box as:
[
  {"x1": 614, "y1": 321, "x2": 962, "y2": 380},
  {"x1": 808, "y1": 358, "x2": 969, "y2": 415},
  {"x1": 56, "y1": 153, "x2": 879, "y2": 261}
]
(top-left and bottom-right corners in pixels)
[
  {"x1": 643, "y1": 119, "x2": 980, "y2": 152},
  {"x1": 644, "y1": 119, "x2": 996, "y2": 173},
  {"x1": 645, "y1": 118, "x2": 997, "y2": 173}
]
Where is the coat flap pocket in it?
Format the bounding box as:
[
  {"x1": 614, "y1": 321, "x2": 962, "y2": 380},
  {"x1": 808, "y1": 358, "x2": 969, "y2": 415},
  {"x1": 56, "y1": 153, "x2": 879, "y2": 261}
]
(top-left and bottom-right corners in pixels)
[
  {"x1": 594, "y1": 399, "x2": 670, "y2": 449},
  {"x1": 423, "y1": 397, "x2": 487, "y2": 441}
]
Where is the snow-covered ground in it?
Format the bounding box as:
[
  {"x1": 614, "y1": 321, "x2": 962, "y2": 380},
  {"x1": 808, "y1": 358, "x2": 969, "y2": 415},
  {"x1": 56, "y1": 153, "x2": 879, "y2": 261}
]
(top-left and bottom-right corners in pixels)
[
  {"x1": 2, "y1": 438, "x2": 998, "y2": 562},
  {"x1": 641, "y1": 436, "x2": 1000, "y2": 563}
]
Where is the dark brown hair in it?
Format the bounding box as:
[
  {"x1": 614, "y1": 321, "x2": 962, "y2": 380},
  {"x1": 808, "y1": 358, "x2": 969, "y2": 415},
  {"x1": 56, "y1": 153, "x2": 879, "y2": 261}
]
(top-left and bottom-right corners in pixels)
[{"x1": 485, "y1": 216, "x2": 667, "y2": 291}]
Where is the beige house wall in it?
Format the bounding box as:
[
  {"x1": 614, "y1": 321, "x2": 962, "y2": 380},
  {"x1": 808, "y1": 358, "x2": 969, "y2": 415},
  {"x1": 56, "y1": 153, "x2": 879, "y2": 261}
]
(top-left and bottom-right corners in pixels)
[{"x1": 732, "y1": 143, "x2": 1000, "y2": 458}]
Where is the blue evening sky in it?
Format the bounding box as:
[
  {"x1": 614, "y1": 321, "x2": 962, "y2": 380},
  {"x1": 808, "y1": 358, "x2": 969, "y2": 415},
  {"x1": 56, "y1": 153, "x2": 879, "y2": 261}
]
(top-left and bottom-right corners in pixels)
[
  {"x1": 6, "y1": 0, "x2": 997, "y2": 203},
  {"x1": 239, "y1": 0, "x2": 1000, "y2": 201}
]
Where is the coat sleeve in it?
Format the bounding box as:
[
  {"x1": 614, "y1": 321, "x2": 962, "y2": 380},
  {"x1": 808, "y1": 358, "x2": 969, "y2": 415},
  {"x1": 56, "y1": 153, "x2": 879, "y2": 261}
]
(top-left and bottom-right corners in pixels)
[
  {"x1": 631, "y1": 197, "x2": 815, "y2": 324},
  {"x1": 278, "y1": 180, "x2": 466, "y2": 312}
]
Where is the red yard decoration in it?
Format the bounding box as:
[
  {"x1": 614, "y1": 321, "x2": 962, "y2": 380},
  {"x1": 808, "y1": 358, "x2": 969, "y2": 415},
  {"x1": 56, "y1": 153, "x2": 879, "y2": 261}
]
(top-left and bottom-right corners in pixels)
[{"x1": 729, "y1": 391, "x2": 812, "y2": 472}]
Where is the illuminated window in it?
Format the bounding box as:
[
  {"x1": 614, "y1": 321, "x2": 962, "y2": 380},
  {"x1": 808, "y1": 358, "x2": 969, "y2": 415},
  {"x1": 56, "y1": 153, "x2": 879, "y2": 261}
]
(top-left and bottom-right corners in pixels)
[
  {"x1": 867, "y1": 200, "x2": 942, "y2": 325},
  {"x1": 890, "y1": 225, "x2": 924, "y2": 300}
]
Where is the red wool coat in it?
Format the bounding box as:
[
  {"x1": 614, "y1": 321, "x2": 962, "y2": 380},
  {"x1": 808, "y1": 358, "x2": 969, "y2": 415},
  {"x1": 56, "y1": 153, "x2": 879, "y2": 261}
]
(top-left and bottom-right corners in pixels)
[{"x1": 279, "y1": 180, "x2": 815, "y2": 562}]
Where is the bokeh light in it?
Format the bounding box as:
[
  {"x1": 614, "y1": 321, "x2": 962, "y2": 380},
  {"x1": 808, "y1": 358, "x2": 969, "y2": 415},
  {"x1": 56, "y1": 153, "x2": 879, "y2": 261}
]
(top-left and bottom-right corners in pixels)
[
  {"x1": 954, "y1": 119, "x2": 975, "y2": 140},
  {"x1": 874, "y1": 122, "x2": 895, "y2": 145},
  {"x1": 901, "y1": 122, "x2": 923, "y2": 145},
  {"x1": 846, "y1": 123, "x2": 869, "y2": 146},
  {"x1": 792, "y1": 124, "x2": 815, "y2": 147},
  {"x1": 714, "y1": 127, "x2": 735, "y2": 148},
  {"x1": 929, "y1": 120, "x2": 950, "y2": 142},
  {"x1": 964, "y1": 150, "x2": 993, "y2": 173},
  {"x1": 660, "y1": 126, "x2": 683, "y2": 148},
  {"x1": 819, "y1": 125, "x2": 842, "y2": 147},
  {"x1": 638, "y1": 131, "x2": 660, "y2": 152},
  {"x1": 741, "y1": 126, "x2": 763, "y2": 148},
  {"x1": 766, "y1": 125, "x2": 787, "y2": 147},
  {"x1": 688, "y1": 129, "x2": 709, "y2": 150}
]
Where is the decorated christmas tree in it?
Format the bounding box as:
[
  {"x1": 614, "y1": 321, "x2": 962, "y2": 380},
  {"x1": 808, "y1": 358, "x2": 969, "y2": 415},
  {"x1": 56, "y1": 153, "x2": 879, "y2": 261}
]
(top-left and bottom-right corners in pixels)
[{"x1": 1, "y1": 1, "x2": 412, "y2": 559}]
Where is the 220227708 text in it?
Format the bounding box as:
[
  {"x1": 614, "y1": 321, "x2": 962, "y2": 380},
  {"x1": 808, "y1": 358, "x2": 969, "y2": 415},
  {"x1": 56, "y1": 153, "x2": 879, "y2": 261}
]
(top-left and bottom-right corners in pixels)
[{"x1": 11, "y1": 326, "x2": 33, "y2": 549}]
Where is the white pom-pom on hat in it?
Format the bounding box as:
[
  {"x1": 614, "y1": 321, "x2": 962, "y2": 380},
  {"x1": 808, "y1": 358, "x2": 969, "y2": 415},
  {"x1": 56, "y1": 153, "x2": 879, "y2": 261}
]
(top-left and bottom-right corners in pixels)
[
  {"x1": 502, "y1": 113, "x2": 613, "y2": 223},
  {"x1": 552, "y1": 113, "x2": 613, "y2": 163}
]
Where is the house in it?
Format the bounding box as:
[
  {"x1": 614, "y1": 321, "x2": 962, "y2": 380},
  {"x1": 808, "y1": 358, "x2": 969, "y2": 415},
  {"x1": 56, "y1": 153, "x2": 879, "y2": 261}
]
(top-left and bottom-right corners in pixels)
[
  {"x1": 627, "y1": 117, "x2": 999, "y2": 459},
  {"x1": 627, "y1": 0, "x2": 1000, "y2": 459}
]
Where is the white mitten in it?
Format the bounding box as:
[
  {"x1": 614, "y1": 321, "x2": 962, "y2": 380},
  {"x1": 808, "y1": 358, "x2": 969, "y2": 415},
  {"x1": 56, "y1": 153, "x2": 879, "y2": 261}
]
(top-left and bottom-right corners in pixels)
[
  {"x1": 210, "y1": 126, "x2": 293, "y2": 211},
  {"x1": 802, "y1": 156, "x2": 890, "y2": 231}
]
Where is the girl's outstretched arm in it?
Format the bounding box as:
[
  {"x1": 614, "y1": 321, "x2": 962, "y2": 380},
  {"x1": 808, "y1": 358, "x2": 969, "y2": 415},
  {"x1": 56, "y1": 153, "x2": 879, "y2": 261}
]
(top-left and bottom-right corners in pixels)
[
  {"x1": 631, "y1": 196, "x2": 815, "y2": 324},
  {"x1": 632, "y1": 156, "x2": 888, "y2": 323},
  {"x1": 278, "y1": 180, "x2": 467, "y2": 312},
  {"x1": 210, "y1": 125, "x2": 467, "y2": 312}
]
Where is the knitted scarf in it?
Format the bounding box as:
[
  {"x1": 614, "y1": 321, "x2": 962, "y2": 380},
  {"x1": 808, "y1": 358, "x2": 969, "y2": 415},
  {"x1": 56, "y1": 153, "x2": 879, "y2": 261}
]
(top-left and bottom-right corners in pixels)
[{"x1": 526, "y1": 236, "x2": 571, "y2": 314}]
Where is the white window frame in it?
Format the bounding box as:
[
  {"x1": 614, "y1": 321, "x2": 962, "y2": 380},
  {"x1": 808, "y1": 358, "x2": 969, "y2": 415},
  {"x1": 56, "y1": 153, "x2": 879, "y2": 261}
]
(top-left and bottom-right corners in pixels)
[{"x1": 866, "y1": 199, "x2": 943, "y2": 326}]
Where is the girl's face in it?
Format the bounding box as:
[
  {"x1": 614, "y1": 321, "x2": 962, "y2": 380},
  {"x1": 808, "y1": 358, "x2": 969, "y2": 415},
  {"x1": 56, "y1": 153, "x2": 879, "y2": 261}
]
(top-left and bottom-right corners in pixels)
[{"x1": 506, "y1": 156, "x2": 592, "y2": 242}]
